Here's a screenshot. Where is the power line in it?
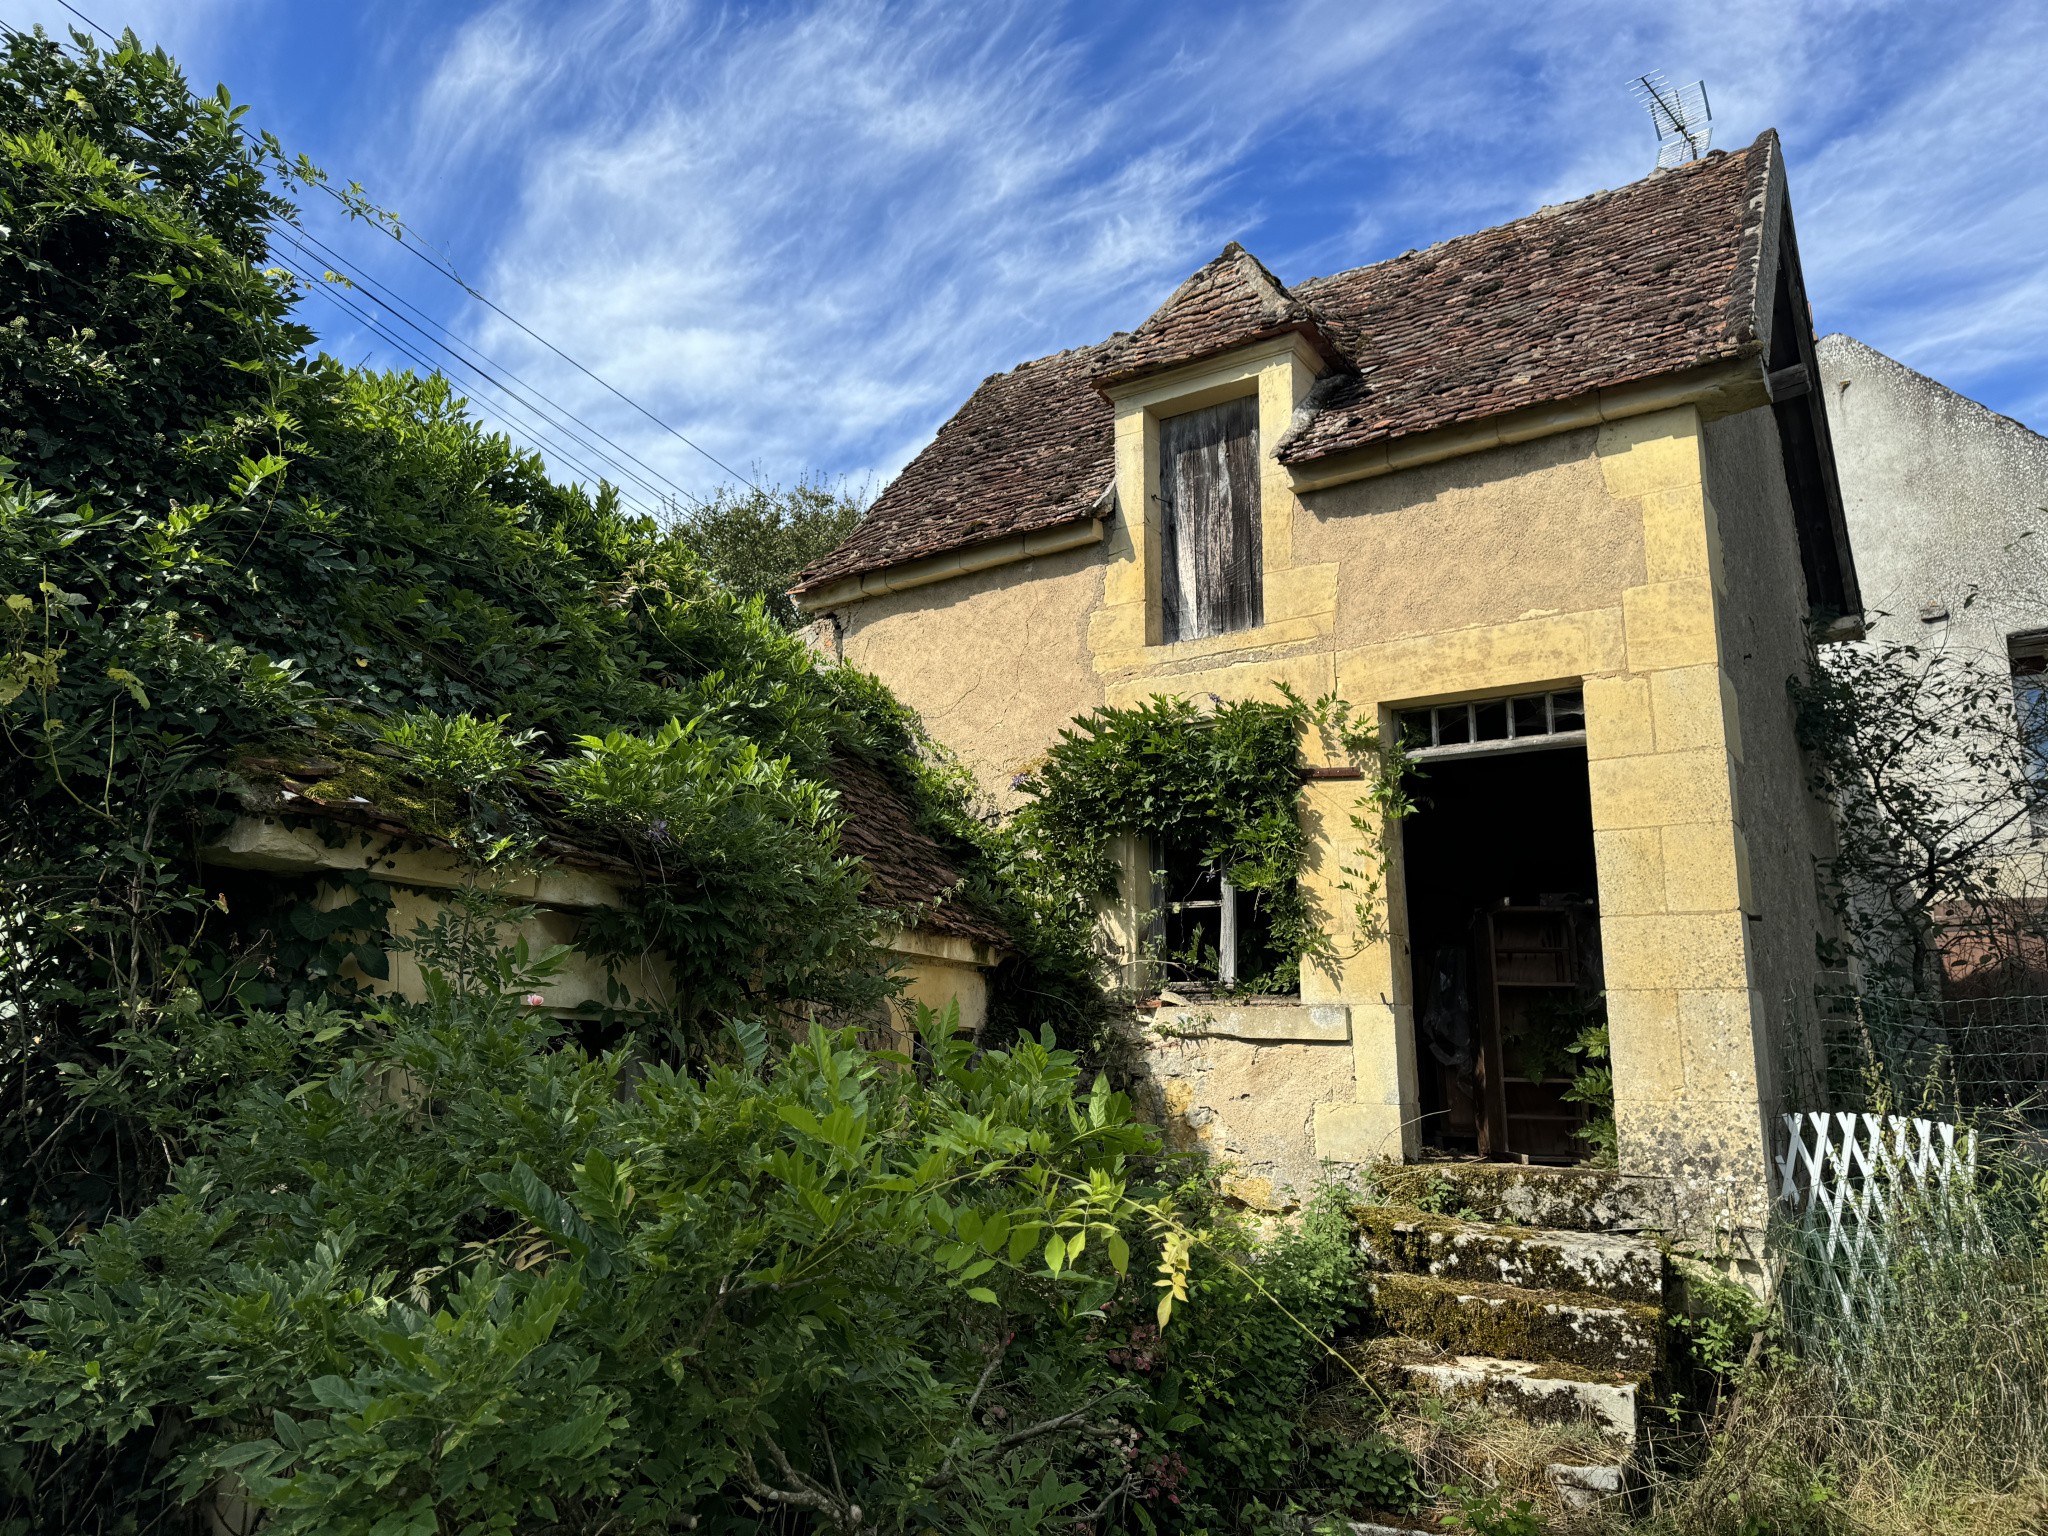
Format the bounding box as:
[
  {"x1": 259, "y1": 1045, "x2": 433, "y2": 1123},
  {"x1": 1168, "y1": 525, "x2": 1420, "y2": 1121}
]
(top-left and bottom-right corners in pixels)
[
  {"x1": 52, "y1": 1, "x2": 110, "y2": 39},
  {"x1": 274, "y1": 251, "x2": 647, "y2": 503},
  {"x1": 273, "y1": 232, "x2": 676, "y2": 510},
  {"x1": 274, "y1": 221, "x2": 706, "y2": 510},
  {"x1": 277, "y1": 253, "x2": 664, "y2": 516},
  {"x1": 308, "y1": 179, "x2": 761, "y2": 492},
  {"x1": 7, "y1": 15, "x2": 673, "y2": 511},
  {"x1": 50, "y1": 0, "x2": 754, "y2": 498}
]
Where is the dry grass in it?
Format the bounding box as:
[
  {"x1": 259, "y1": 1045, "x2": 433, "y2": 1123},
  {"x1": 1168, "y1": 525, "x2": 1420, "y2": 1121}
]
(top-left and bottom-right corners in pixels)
[
  {"x1": 1387, "y1": 1394, "x2": 1617, "y2": 1528},
  {"x1": 1335, "y1": 1339, "x2": 1622, "y2": 1529},
  {"x1": 1607, "y1": 1363, "x2": 2048, "y2": 1536},
  {"x1": 1612, "y1": 1217, "x2": 2048, "y2": 1536}
]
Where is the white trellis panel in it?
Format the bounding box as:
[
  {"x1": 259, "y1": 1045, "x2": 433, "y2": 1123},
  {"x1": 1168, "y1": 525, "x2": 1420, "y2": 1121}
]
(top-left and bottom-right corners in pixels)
[{"x1": 1775, "y1": 1111, "x2": 1978, "y2": 1330}]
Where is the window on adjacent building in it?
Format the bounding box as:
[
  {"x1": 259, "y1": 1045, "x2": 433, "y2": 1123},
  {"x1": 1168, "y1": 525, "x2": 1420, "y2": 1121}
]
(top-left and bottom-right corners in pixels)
[
  {"x1": 1159, "y1": 396, "x2": 1262, "y2": 642},
  {"x1": 2010, "y1": 631, "x2": 2048, "y2": 831},
  {"x1": 1397, "y1": 688, "x2": 1587, "y2": 759}
]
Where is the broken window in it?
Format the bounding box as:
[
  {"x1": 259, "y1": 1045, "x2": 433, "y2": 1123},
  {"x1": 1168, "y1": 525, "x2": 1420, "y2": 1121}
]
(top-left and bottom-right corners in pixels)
[
  {"x1": 1159, "y1": 396, "x2": 1262, "y2": 642},
  {"x1": 1157, "y1": 839, "x2": 1285, "y2": 994},
  {"x1": 2011, "y1": 631, "x2": 2048, "y2": 832},
  {"x1": 1397, "y1": 688, "x2": 1586, "y2": 759}
]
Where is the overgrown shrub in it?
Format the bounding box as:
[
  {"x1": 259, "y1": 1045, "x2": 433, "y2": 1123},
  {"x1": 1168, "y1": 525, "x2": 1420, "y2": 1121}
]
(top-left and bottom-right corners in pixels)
[
  {"x1": 0, "y1": 897, "x2": 1430, "y2": 1534},
  {"x1": 676, "y1": 478, "x2": 868, "y2": 628},
  {"x1": 0, "y1": 941, "x2": 1169, "y2": 1532},
  {"x1": 1621, "y1": 1141, "x2": 2048, "y2": 1536},
  {"x1": 1792, "y1": 638, "x2": 2048, "y2": 994},
  {"x1": 0, "y1": 25, "x2": 1102, "y2": 1308}
]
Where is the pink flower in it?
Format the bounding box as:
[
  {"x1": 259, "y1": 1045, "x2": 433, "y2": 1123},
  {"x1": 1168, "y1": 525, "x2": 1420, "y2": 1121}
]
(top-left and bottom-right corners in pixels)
[{"x1": 522, "y1": 993, "x2": 546, "y2": 1007}]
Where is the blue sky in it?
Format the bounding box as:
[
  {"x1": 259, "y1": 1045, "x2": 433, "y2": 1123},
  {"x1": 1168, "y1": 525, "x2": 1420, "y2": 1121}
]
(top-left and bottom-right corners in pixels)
[{"x1": 12, "y1": 0, "x2": 2048, "y2": 510}]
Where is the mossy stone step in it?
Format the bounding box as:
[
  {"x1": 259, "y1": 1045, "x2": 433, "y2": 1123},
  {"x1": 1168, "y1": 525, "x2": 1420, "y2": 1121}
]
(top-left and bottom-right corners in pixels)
[
  {"x1": 1364, "y1": 1271, "x2": 1661, "y2": 1377},
  {"x1": 1395, "y1": 1352, "x2": 1643, "y2": 1452},
  {"x1": 1373, "y1": 1163, "x2": 1672, "y2": 1233},
  {"x1": 1357, "y1": 1204, "x2": 1665, "y2": 1306}
]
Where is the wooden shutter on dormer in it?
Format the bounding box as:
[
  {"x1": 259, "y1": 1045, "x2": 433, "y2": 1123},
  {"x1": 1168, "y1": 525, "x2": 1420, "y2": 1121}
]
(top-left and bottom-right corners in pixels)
[{"x1": 1159, "y1": 396, "x2": 1262, "y2": 642}]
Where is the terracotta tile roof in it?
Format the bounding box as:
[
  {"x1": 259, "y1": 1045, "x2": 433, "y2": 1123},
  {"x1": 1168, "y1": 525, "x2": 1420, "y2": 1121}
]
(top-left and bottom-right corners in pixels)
[
  {"x1": 229, "y1": 746, "x2": 1011, "y2": 954},
  {"x1": 1093, "y1": 242, "x2": 1346, "y2": 388},
  {"x1": 799, "y1": 133, "x2": 1780, "y2": 593},
  {"x1": 1279, "y1": 134, "x2": 1777, "y2": 464},
  {"x1": 791, "y1": 342, "x2": 1118, "y2": 594},
  {"x1": 829, "y1": 755, "x2": 1012, "y2": 952}
]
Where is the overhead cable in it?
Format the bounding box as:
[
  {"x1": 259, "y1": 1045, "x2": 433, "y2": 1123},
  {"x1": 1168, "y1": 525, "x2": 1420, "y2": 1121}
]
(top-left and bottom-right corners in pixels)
[
  {"x1": 50, "y1": 0, "x2": 751, "y2": 498},
  {"x1": 278, "y1": 253, "x2": 663, "y2": 515},
  {"x1": 273, "y1": 222, "x2": 704, "y2": 509}
]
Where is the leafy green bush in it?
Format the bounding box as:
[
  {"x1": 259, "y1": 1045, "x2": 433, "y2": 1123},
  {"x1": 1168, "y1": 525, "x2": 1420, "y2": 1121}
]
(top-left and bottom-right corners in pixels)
[
  {"x1": 676, "y1": 478, "x2": 868, "y2": 628},
  {"x1": 1442, "y1": 1484, "x2": 1547, "y2": 1536},
  {"x1": 1096, "y1": 1192, "x2": 1421, "y2": 1531},
  {"x1": 1, "y1": 895, "x2": 1423, "y2": 1535},
  {"x1": 0, "y1": 25, "x2": 1096, "y2": 1301},
  {"x1": 0, "y1": 959, "x2": 1173, "y2": 1532}
]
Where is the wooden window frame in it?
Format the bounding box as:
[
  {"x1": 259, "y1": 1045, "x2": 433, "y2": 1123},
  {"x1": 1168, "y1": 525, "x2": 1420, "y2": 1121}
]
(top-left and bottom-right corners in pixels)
[
  {"x1": 1158, "y1": 395, "x2": 1263, "y2": 642},
  {"x1": 1397, "y1": 688, "x2": 1588, "y2": 762}
]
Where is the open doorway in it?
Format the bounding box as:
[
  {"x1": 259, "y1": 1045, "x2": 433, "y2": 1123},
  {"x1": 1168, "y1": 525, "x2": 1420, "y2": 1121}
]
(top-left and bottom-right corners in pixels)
[{"x1": 1399, "y1": 697, "x2": 1605, "y2": 1163}]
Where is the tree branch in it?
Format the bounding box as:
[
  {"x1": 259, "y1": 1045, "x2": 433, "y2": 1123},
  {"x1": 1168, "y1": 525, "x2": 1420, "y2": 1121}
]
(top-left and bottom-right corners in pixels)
[
  {"x1": 927, "y1": 1392, "x2": 1117, "y2": 1492},
  {"x1": 935, "y1": 1333, "x2": 1010, "y2": 1484},
  {"x1": 738, "y1": 1441, "x2": 863, "y2": 1533}
]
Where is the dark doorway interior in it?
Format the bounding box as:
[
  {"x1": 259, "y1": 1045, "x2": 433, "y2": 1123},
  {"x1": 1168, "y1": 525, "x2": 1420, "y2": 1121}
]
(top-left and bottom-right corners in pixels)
[{"x1": 1401, "y1": 745, "x2": 1605, "y2": 1162}]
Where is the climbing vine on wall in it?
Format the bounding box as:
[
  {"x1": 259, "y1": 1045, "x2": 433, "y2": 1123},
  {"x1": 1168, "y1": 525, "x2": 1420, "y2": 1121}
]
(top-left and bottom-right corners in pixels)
[{"x1": 1012, "y1": 687, "x2": 1412, "y2": 995}]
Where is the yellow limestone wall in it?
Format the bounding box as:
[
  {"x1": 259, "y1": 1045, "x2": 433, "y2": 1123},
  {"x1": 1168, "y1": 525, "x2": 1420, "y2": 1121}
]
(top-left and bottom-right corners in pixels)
[
  {"x1": 201, "y1": 818, "x2": 998, "y2": 1037},
  {"x1": 837, "y1": 542, "x2": 1108, "y2": 810},
  {"x1": 829, "y1": 340, "x2": 1823, "y2": 1248}
]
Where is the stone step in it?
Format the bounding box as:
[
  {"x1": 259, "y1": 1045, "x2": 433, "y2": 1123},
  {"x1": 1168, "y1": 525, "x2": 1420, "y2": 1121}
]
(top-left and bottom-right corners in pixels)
[
  {"x1": 1394, "y1": 1353, "x2": 1643, "y2": 1453},
  {"x1": 1358, "y1": 1205, "x2": 1665, "y2": 1306},
  {"x1": 1547, "y1": 1461, "x2": 1634, "y2": 1514},
  {"x1": 1365, "y1": 1272, "x2": 1662, "y2": 1377},
  {"x1": 1373, "y1": 1162, "x2": 1672, "y2": 1233}
]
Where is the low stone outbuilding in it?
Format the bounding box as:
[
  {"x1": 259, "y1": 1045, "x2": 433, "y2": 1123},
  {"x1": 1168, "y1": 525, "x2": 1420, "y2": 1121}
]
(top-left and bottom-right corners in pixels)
[{"x1": 201, "y1": 751, "x2": 1011, "y2": 1035}]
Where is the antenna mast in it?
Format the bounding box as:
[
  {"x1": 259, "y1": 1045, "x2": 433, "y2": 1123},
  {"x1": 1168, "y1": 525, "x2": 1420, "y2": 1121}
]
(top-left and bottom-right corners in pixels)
[{"x1": 1632, "y1": 72, "x2": 1713, "y2": 168}]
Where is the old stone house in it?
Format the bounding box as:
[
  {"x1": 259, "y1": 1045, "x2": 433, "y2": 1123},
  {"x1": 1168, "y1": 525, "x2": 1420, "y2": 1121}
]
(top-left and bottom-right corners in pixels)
[
  {"x1": 793, "y1": 130, "x2": 1861, "y2": 1256},
  {"x1": 1817, "y1": 333, "x2": 2048, "y2": 992}
]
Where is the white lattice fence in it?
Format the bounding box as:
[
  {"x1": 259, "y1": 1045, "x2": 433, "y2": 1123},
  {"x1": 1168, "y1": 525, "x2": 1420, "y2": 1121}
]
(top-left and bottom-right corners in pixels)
[{"x1": 1776, "y1": 1111, "x2": 1979, "y2": 1331}]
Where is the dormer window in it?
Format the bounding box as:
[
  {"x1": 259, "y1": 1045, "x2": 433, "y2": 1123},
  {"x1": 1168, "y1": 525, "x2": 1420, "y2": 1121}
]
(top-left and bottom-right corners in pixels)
[{"x1": 1160, "y1": 396, "x2": 1262, "y2": 641}]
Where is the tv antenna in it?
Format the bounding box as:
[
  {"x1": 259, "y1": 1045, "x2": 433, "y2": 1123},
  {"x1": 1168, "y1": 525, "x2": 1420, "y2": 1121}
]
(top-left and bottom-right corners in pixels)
[{"x1": 1632, "y1": 72, "x2": 1713, "y2": 168}]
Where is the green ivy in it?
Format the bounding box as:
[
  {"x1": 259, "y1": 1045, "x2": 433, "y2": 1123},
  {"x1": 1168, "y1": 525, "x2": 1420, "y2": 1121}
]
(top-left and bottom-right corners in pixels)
[{"x1": 1012, "y1": 688, "x2": 1409, "y2": 995}]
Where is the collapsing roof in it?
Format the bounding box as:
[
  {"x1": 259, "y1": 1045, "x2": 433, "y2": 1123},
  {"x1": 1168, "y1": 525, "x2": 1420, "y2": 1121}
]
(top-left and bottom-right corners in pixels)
[
  {"x1": 223, "y1": 747, "x2": 1012, "y2": 954},
  {"x1": 795, "y1": 130, "x2": 1855, "y2": 621},
  {"x1": 827, "y1": 755, "x2": 1012, "y2": 952}
]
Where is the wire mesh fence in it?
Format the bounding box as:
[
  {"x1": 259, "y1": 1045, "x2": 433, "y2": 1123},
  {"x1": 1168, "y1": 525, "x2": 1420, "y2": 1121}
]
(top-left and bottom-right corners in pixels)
[
  {"x1": 1780, "y1": 989, "x2": 2048, "y2": 1126},
  {"x1": 1768, "y1": 991, "x2": 2048, "y2": 1469}
]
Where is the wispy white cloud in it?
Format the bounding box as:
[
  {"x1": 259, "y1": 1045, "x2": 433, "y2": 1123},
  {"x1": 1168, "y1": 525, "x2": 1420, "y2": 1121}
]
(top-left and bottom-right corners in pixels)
[
  {"x1": 1789, "y1": 4, "x2": 2048, "y2": 420},
  {"x1": 406, "y1": 1, "x2": 1230, "y2": 499},
  {"x1": 352, "y1": 0, "x2": 2048, "y2": 501}
]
